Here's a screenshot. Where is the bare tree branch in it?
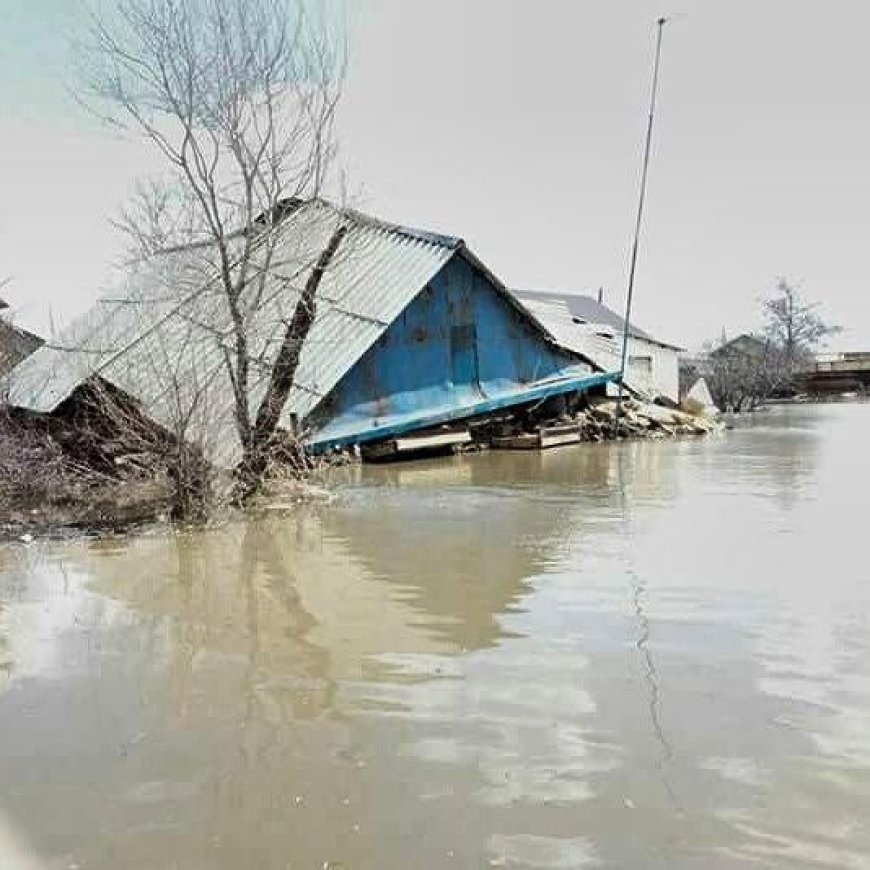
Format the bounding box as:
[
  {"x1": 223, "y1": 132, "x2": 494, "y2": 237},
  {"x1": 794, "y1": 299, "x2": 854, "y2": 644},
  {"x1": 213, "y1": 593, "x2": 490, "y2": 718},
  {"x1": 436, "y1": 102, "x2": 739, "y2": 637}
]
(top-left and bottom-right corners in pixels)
[
  {"x1": 77, "y1": 0, "x2": 346, "y2": 511},
  {"x1": 762, "y1": 277, "x2": 840, "y2": 370}
]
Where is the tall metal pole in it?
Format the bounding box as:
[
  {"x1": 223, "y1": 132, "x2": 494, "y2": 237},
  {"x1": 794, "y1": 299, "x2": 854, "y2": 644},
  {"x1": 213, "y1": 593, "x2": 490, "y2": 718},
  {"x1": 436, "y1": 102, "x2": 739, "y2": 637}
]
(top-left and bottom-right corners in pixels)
[{"x1": 615, "y1": 17, "x2": 668, "y2": 433}]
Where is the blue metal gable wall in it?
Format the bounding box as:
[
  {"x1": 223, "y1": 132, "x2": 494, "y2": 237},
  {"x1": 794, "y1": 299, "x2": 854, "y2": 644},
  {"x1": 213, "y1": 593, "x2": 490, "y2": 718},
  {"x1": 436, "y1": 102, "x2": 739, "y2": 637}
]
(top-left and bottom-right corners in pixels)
[{"x1": 306, "y1": 253, "x2": 596, "y2": 447}]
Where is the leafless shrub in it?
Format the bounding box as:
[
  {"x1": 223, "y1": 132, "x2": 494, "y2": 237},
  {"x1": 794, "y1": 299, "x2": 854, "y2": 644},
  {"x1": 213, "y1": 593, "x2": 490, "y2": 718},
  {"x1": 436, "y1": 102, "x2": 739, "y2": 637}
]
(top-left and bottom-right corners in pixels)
[
  {"x1": 0, "y1": 376, "x2": 207, "y2": 529},
  {"x1": 0, "y1": 407, "x2": 69, "y2": 509},
  {"x1": 706, "y1": 340, "x2": 788, "y2": 412}
]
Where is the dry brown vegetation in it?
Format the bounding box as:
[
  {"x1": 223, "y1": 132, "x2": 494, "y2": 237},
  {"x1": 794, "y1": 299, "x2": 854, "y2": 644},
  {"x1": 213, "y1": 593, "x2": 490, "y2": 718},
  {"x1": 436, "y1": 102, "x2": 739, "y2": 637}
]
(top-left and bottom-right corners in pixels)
[
  {"x1": 0, "y1": 380, "x2": 202, "y2": 536},
  {"x1": 0, "y1": 409, "x2": 168, "y2": 537},
  {"x1": 0, "y1": 376, "x2": 338, "y2": 537}
]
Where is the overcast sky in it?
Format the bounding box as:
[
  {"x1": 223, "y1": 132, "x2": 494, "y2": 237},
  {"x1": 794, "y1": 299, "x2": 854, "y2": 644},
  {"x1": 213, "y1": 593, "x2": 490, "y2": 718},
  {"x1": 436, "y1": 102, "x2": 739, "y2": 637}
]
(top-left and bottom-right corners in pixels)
[{"x1": 1, "y1": 0, "x2": 868, "y2": 351}]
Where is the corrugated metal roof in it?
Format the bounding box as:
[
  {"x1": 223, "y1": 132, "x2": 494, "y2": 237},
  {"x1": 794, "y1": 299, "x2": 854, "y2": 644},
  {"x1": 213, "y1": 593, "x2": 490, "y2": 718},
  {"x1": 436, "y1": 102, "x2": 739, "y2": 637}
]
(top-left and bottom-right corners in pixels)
[
  {"x1": 4, "y1": 200, "x2": 458, "y2": 466},
  {"x1": 516, "y1": 289, "x2": 684, "y2": 351}
]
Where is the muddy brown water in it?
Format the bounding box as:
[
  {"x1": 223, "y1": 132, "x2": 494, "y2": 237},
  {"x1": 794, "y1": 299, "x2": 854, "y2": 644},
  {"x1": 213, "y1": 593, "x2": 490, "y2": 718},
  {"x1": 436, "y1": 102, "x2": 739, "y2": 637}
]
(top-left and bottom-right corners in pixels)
[{"x1": 1, "y1": 403, "x2": 869, "y2": 869}]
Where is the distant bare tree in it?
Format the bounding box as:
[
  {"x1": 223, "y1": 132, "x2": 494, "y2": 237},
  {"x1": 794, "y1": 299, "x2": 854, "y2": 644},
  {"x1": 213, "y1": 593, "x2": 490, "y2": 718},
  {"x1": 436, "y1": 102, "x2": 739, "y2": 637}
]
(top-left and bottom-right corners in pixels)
[
  {"x1": 763, "y1": 278, "x2": 840, "y2": 371},
  {"x1": 81, "y1": 0, "x2": 346, "y2": 505},
  {"x1": 703, "y1": 280, "x2": 840, "y2": 412}
]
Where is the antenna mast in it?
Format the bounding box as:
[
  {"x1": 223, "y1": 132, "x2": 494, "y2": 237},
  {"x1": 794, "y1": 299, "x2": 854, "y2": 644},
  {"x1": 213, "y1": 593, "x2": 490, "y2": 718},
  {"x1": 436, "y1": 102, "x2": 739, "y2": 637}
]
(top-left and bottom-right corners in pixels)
[{"x1": 616, "y1": 17, "x2": 669, "y2": 431}]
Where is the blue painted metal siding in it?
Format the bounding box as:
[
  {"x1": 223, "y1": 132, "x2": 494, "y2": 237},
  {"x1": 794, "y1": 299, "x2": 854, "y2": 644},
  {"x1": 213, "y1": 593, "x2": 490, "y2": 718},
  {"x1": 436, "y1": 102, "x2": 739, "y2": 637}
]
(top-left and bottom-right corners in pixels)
[{"x1": 306, "y1": 253, "x2": 609, "y2": 448}]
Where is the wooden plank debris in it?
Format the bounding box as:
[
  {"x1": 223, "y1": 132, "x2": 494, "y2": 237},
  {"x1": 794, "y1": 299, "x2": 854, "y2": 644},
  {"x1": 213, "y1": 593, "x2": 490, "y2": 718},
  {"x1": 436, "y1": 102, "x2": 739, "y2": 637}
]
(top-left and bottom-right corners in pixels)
[
  {"x1": 361, "y1": 427, "x2": 471, "y2": 462},
  {"x1": 492, "y1": 422, "x2": 582, "y2": 451},
  {"x1": 357, "y1": 398, "x2": 719, "y2": 462}
]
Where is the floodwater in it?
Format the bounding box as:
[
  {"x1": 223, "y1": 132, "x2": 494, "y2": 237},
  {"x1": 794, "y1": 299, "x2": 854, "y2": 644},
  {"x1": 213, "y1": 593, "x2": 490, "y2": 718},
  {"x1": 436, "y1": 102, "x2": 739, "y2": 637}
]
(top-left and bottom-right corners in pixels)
[{"x1": 1, "y1": 404, "x2": 869, "y2": 869}]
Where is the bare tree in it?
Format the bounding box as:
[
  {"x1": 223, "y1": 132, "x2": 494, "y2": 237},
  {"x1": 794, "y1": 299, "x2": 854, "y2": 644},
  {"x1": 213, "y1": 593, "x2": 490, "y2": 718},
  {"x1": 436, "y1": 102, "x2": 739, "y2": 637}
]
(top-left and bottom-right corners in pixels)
[
  {"x1": 81, "y1": 0, "x2": 346, "y2": 504},
  {"x1": 763, "y1": 278, "x2": 840, "y2": 372}
]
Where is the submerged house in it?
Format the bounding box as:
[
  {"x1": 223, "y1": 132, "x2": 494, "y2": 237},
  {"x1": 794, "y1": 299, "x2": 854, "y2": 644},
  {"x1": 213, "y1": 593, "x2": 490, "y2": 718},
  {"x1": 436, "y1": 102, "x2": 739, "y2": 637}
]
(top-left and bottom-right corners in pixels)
[
  {"x1": 5, "y1": 201, "x2": 617, "y2": 465},
  {"x1": 513, "y1": 290, "x2": 684, "y2": 402}
]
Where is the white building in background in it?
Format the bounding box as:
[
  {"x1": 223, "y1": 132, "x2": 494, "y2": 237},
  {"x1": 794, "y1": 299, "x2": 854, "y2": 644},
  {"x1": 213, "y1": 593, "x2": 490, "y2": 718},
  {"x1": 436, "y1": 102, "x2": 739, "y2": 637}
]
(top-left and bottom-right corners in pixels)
[{"x1": 513, "y1": 289, "x2": 684, "y2": 402}]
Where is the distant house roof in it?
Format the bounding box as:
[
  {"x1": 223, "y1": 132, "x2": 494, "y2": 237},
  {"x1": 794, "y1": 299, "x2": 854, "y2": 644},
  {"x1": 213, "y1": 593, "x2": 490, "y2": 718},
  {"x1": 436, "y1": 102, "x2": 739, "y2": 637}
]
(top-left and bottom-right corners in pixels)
[
  {"x1": 710, "y1": 334, "x2": 770, "y2": 358},
  {"x1": 0, "y1": 315, "x2": 42, "y2": 379},
  {"x1": 514, "y1": 290, "x2": 683, "y2": 351}
]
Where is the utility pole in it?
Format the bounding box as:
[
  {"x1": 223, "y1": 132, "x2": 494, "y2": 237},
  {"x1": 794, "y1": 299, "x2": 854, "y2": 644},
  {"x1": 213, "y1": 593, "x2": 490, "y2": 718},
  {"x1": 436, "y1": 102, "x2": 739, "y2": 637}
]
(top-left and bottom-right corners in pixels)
[{"x1": 615, "y1": 17, "x2": 669, "y2": 434}]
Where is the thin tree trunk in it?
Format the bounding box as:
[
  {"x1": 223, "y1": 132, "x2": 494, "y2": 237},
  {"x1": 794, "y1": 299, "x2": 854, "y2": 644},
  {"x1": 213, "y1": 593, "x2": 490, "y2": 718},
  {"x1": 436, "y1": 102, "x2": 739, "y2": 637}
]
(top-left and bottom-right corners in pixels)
[{"x1": 237, "y1": 223, "x2": 347, "y2": 495}]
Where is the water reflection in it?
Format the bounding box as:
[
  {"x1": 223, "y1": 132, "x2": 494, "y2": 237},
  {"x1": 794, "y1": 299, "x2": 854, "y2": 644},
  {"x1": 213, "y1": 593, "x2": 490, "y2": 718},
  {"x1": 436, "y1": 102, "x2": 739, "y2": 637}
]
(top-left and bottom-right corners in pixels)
[
  {"x1": 629, "y1": 566, "x2": 681, "y2": 815},
  {"x1": 1, "y1": 405, "x2": 870, "y2": 868}
]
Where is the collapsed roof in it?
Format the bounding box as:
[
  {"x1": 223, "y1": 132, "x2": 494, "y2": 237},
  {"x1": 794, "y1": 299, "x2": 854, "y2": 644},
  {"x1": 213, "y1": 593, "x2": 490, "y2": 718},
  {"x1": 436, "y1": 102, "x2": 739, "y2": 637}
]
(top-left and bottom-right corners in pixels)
[{"x1": 5, "y1": 200, "x2": 610, "y2": 465}]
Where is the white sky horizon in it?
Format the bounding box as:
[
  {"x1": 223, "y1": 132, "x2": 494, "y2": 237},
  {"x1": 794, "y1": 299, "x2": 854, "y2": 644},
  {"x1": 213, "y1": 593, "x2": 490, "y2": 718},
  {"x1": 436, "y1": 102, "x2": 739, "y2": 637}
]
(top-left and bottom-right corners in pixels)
[{"x1": 1, "y1": 0, "x2": 867, "y2": 353}]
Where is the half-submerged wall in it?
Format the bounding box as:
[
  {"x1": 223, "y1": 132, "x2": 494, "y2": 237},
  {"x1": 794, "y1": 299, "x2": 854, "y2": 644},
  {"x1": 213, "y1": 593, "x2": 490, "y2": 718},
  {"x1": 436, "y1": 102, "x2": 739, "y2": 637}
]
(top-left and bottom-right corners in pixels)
[{"x1": 306, "y1": 253, "x2": 597, "y2": 447}]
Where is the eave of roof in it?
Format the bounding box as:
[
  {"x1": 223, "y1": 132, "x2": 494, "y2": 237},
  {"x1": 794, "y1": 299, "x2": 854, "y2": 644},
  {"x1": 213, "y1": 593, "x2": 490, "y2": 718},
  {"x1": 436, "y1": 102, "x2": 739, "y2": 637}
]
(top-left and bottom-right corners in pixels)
[{"x1": 308, "y1": 369, "x2": 619, "y2": 451}]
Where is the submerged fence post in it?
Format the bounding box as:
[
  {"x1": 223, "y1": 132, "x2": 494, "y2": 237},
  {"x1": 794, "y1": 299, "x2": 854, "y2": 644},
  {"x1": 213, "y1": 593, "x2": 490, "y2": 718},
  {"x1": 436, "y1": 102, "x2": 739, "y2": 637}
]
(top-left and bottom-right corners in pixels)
[{"x1": 616, "y1": 17, "x2": 669, "y2": 434}]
